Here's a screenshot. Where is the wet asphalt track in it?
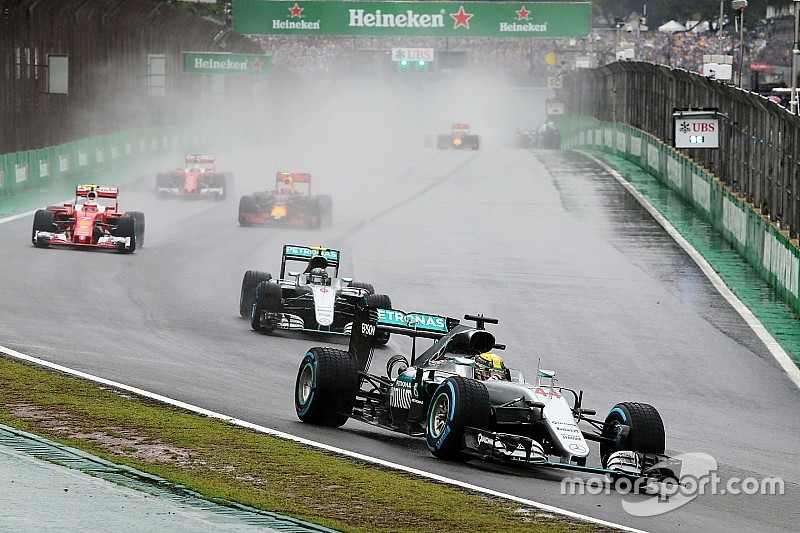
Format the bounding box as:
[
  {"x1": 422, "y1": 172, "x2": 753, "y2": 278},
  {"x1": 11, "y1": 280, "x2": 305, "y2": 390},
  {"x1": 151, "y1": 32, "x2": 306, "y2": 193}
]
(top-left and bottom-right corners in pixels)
[{"x1": 2, "y1": 144, "x2": 799, "y2": 532}]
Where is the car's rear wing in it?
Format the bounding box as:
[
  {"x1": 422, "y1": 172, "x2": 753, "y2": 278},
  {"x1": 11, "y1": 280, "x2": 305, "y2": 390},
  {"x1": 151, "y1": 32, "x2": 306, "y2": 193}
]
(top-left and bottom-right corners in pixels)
[
  {"x1": 280, "y1": 244, "x2": 340, "y2": 278},
  {"x1": 185, "y1": 154, "x2": 215, "y2": 164},
  {"x1": 76, "y1": 184, "x2": 118, "y2": 199},
  {"x1": 276, "y1": 172, "x2": 311, "y2": 183},
  {"x1": 348, "y1": 302, "x2": 460, "y2": 372}
]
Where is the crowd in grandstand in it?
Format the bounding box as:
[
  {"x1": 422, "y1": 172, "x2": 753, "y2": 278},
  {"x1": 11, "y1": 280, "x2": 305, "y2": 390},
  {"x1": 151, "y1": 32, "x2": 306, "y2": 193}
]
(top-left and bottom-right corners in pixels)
[{"x1": 248, "y1": 17, "x2": 787, "y2": 90}]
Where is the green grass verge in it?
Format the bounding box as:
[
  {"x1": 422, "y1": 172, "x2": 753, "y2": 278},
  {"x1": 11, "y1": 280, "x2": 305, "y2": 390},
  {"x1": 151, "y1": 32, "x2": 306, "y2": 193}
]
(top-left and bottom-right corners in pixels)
[{"x1": 0, "y1": 356, "x2": 595, "y2": 532}]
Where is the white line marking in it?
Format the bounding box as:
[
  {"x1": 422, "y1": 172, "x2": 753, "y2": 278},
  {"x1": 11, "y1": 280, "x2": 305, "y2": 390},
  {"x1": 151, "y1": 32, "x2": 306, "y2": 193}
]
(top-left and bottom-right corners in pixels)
[
  {"x1": 0, "y1": 344, "x2": 643, "y2": 533},
  {"x1": 0, "y1": 209, "x2": 43, "y2": 225},
  {"x1": 581, "y1": 151, "x2": 800, "y2": 390}
]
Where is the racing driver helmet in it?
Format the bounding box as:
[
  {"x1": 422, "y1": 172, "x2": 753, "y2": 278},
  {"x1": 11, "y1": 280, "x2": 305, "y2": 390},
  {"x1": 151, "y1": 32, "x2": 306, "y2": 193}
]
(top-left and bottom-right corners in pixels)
[
  {"x1": 280, "y1": 176, "x2": 294, "y2": 195},
  {"x1": 474, "y1": 352, "x2": 507, "y2": 381},
  {"x1": 308, "y1": 267, "x2": 328, "y2": 285},
  {"x1": 84, "y1": 190, "x2": 98, "y2": 210}
]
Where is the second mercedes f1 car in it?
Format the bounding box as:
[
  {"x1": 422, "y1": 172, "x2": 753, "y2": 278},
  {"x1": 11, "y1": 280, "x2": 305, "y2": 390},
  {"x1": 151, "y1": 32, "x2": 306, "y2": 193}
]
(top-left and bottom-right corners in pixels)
[
  {"x1": 293, "y1": 303, "x2": 674, "y2": 482},
  {"x1": 31, "y1": 184, "x2": 144, "y2": 253},
  {"x1": 238, "y1": 172, "x2": 332, "y2": 228},
  {"x1": 239, "y1": 244, "x2": 390, "y2": 342}
]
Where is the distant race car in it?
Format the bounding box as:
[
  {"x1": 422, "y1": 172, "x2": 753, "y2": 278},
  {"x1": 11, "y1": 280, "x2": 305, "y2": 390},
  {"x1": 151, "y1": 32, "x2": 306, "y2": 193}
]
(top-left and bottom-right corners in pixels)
[
  {"x1": 515, "y1": 128, "x2": 537, "y2": 148},
  {"x1": 437, "y1": 123, "x2": 480, "y2": 150},
  {"x1": 238, "y1": 172, "x2": 332, "y2": 228},
  {"x1": 293, "y1": 303, "x2": 674, "y2": 483},
  {"x1": 240, "y1": 244, "x2": 390, "y2": 342},
  {"x1": 31, "y1": 184, "x2": 144, "y2": 253},
  {"x1": 156, "y1": 154, "x2": 229, "y2": 200}
]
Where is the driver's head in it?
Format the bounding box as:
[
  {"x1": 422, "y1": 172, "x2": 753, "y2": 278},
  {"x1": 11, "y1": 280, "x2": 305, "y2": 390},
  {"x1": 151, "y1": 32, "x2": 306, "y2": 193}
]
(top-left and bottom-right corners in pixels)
[
  {"x1": 474, "y1": 352, "x2": 506, "y2": 381},
  {"x1": 308, "y1": 267, "x2": 327, "y2": 285},
  {"x1": 85, "y1": 190, "x2": 98, "y2": 207}
]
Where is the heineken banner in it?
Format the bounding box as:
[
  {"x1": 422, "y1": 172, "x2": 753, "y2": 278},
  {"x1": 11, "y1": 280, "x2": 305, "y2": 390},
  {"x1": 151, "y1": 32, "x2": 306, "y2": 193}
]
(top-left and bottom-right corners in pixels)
[
  {"x1": 233, "y1": 1, "x2": 590, "y2": 38},
  {"x1": 183, "y1": 52, "x2": 271, "y2": 75}
]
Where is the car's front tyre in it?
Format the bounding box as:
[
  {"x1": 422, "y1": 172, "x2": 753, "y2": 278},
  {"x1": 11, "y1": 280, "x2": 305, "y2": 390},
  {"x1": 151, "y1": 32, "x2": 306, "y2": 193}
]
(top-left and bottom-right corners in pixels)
[
  {"x1": 295, "y1": 347, "x2": 358, "y2": 427},
  {"x1": 425, "y1": 376, "x2": 490, "y2": 461}
]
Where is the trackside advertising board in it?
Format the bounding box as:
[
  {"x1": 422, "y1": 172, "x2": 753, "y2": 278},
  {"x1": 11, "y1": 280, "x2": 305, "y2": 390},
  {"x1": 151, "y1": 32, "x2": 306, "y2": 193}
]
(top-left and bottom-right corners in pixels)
[
  {"x1": 233, "y1": 1, "x2": 590, "y2": 38},
  {"x1": 183, "y1": 52, "x2": 271, "y2": 75}
]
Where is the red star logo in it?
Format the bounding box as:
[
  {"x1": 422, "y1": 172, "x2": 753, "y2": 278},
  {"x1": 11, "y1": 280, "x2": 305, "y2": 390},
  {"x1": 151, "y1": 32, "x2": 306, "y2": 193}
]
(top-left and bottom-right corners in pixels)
[
  {"x1": 289, "y1": 3, "x2": 303, "y2": 18},
  {"x1": 516, "y1": 6, "x2": 531, "y2": 21},
  {"x1": 251, "y1": 59, "x2": 263, "y2": 71},
  {"x1": 450, "y1": 6, "x2": 473, "y2": 29}
]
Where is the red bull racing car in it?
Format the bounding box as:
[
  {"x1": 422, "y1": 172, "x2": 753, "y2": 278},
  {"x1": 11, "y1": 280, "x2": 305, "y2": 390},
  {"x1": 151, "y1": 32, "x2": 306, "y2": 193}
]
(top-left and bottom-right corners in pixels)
[
  {"x1": 31, "y1": 184, "x2": 144, "y2": 253},
  {"x1": 156, "y1": 154, "x2": 229, "y2": 200},
  {"x1": 238, "y1": 172, "x2": 332, "y2": 228},
  {"x1": 437, "y1": 123, "x2": 480, "y2": 150}
]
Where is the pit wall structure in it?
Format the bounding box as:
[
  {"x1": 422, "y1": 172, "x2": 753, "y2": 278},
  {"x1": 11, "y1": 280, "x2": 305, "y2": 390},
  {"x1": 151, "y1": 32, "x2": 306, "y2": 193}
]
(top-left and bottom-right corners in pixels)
[
  {"x1": 0, "y1": 128, "x2": 200, "y2": 196},
  {"x1": 559, "y1": 117, "x2": 800, "y2": 317}
]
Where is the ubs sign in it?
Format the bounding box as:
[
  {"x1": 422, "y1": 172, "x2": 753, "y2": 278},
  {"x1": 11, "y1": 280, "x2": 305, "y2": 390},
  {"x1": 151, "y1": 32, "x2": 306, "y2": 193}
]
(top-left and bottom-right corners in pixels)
[{"x1": 673, "y1": 109, "x2": 720, "y2": 149}]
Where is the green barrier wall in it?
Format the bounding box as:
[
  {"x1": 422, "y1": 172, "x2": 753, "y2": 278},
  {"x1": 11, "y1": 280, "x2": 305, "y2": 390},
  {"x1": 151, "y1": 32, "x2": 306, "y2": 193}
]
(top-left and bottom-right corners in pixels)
[
  {"x1": 0, "y1": 128, "x2": 200, "y2": 196},
  {"x1": 559, "y1": 118, "x2": 800, "y2": 316}
]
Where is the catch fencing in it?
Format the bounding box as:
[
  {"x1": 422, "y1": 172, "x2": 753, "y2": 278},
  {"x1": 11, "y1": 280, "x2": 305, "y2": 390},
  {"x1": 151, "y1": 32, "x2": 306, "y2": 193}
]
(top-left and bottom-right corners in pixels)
[
  {"x1": 562, "y1": 62, "x2": 800, "y2": 240},
  {"x1": 0, "y1": 0, "x2": 261, "y2": 157}
]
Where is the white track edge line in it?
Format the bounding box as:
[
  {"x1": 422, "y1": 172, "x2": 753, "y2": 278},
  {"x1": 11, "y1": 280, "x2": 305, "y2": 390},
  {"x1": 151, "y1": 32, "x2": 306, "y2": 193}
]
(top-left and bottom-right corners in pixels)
[
  {"x1": 581, "y1": 151, "x2": 800, "y2": 390},
  {"x1": 0, "y1": 344, "x2": 644, "y2": 533},
  {"x1": 0, "y1": 209, "x2": 42, "y2": 224}
]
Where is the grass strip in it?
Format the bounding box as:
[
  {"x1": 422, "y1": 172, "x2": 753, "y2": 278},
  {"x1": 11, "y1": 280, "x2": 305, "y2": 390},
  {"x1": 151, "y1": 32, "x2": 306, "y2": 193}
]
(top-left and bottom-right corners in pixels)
[{"x1": 0, "y1": 356, "x2": 596, "y2": 533}]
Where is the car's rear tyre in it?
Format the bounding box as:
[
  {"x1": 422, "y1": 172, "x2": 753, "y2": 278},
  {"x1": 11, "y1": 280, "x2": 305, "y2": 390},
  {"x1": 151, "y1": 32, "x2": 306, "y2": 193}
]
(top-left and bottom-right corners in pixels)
[
  {"x1": 426, "y1": 376, "x2": 490, "y2": 461},
  {"x1": 251, "y1": 280, "x2": 282, "y2": 332},
  {"x1": 239, "y1": 270, "x2": 272, "y2": 317},
  {"x1": 349, "y1": 281, "x2": 374, "y2": 294},
  {"x1": 366, "y1": 293, "x2": 392, "y2": 345},
  {"x1": 156, "y1": 173, "x2": 170, "y2": 198},
  {"x1": 212, "y1": 174, "x2": 227, "y2": 201},
  {"x1": 436, "y1": 134, "x2": 452, "y2": 149},
  {"x1": 115, "y1": 215, "x2": 136, "y2": 254},
  {"x1": 295, "y1": 347, "x2": 358, "y2": 427},
  {"x1": 238, "y1": 195, "x2": 257, "y2": 226},
  {"x1": 126, "y1": 211, "x2": 145, "y2": 248},
  {"x1": 600, "y1": 402, "x2": 665, "y2": 469},
  {"x1": 32, "y1": 209, "x2": 56, "y2": 247},
  {"x1": 317, "y1": 194, "x2": 333, "y2": 225}
]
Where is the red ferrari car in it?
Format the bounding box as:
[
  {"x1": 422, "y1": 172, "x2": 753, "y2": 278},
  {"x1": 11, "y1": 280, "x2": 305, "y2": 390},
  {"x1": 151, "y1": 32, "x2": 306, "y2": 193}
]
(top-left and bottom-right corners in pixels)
[
  {"x1": 156, "y1": 154, "x2": 228, "y2": 200},
  {"x1": 31, "y1": 184, "x2": 144, "y2": 253}
]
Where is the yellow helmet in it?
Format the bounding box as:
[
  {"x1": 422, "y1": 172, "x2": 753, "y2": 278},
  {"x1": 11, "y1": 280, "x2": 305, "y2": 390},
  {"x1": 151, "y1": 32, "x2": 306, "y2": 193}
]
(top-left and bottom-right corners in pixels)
[{"x1": 474, "y1": 352, "x2": 506, "y2": 381}]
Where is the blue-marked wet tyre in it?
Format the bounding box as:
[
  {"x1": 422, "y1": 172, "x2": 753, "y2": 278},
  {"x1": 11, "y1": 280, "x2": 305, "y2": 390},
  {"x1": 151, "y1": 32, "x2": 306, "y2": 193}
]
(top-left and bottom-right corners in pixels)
[
  {"x1": 425, "y1": 376, "x2": 490, "y2": 461},
  {"x1": 32, "y1": 209, "x2": 56, "y2": 247},
  {"x1": 295, "y1": 347, "x2": 358, "y2": 427},
  {"x1": 239, "y1": 270, "x2": 272, "y2": 317},
  {"x1": 366, "y1": 293, "x2": 391, "y2": 346},
  {"x1": 600, "y1": 402, "x2": 665, "y2": 469},
  {"x1": 250, "y1": 280, "x2": 282, "y2": 332}
]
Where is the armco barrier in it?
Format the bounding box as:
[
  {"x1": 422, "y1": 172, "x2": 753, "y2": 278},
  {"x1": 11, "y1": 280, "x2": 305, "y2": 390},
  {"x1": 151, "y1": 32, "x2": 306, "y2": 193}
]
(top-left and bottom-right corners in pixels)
[
  {"x1": 0, "y1": 128, "x2": 199, "y2": 196},
  {"x1": 559, "y1": 117, "x2": 800, "y2": 316}
]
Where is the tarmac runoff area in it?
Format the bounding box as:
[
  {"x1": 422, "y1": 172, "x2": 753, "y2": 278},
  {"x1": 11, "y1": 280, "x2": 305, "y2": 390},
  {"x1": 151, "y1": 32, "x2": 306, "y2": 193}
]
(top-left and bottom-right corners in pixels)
[{"x1": 0, "y1": 424, "x2": 336, "y2": 533}]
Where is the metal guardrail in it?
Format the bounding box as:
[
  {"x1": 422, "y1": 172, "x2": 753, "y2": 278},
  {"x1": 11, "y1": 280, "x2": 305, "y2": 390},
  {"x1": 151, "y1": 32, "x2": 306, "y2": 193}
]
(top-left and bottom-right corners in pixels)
[
  {"x1": 0, "y1": 0, "x2": 260, "y2": 155},
  {"x1": 563, "y1": 62, "x2": 800, "y2": 239}
]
